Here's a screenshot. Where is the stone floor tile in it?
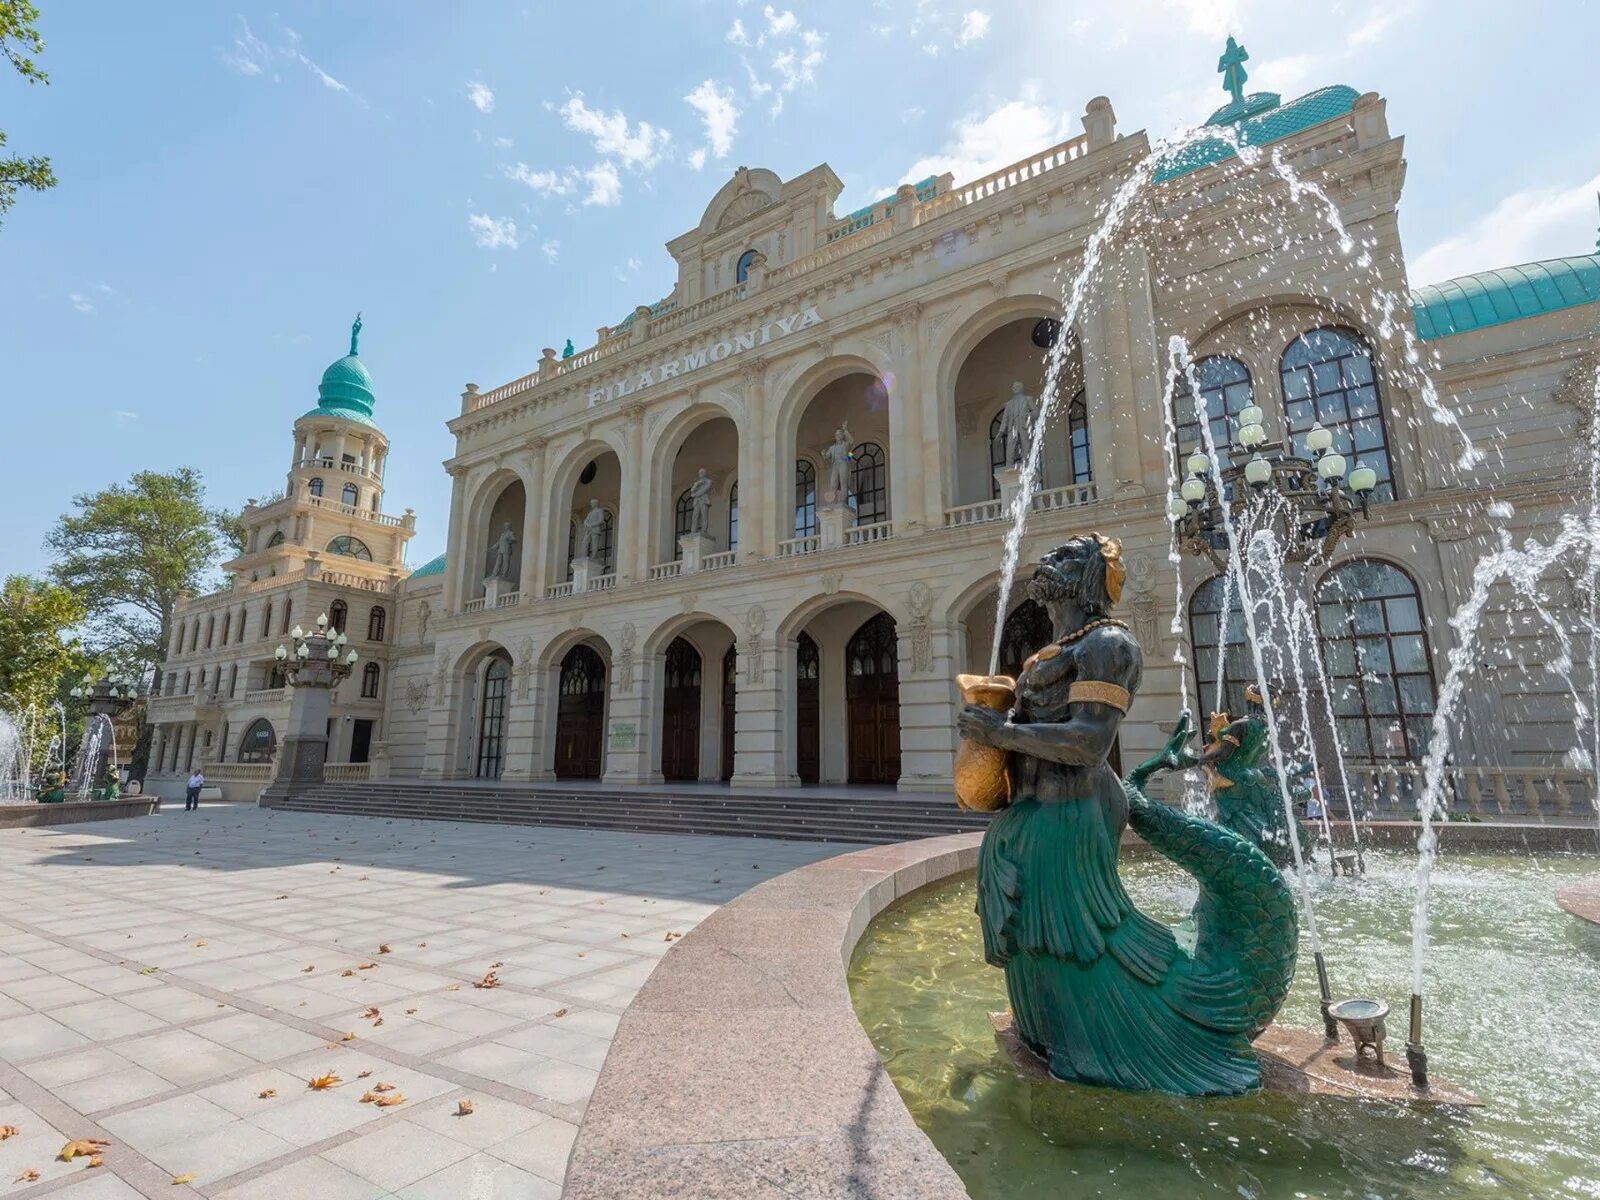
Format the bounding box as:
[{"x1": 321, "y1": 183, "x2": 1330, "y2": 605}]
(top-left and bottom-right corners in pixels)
[
  {"x1": 97, "y1": 1092, "x2": 237, "y2": 1150},
  {"x1": 0, "y1": 1012, "x2": 90, "y2": 1059},
  {"x1": 247, "y1": 1090, "x2": 386, "y2": 1143},
  {"x1": 213, "y1": 1155, "x2": 382, "y2": 1200},
  {"x1": 142, "y1": 1117, "x2": 296, "y2": 1179},
  {"x1": 495, "y1": 1023, "x2": 613, "y2": 1070},
  {"x1": 487, "y1": 1117, "x2": 579, "y2": 1182},
  {"x1": 51, "y1": 1173, "x2": 150, "y2": 1200},
  {"x1": 322, "y1": 1120, "x2": 474, "y2": 1193},
  {"x1": 401, "y1": 1097, "x2": 547, "y2": 1151},
  {"x1": 396, "y1": 1152, "x2": 559, "y2": 1200},
  {"x1": 50, "y1": 997, "x2": 170, "y2": 1041},
  {"x1": 53, "y1": 1064, "x2": 173, "y2": 1113},
  {"x1": 18, "y1": 1045, "x2": 134, "y2": 1090},
  {"x1": 116, "y1": 1028, "x2": 256, "y2": 1087}
]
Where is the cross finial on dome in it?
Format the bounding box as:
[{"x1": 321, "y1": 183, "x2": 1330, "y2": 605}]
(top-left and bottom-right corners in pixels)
[
  {"x1": 350, "y1": 311, "x2": 363, "y2": 356},
  {"x1": 1218, "y1": 36, "x2": 1249, "y2": 105}
]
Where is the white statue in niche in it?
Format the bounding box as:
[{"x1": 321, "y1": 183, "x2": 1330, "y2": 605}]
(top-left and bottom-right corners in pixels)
[
  {"x1": 687, "y1": 468, "x2": 713, "y2": 535},
  {"x1": 577, "y1": 499, "x2": 608, "y2": 561},
  {"x1": 997, "y1": 380, "x2": 1036, "y2": 466},
  {"x1": 822, "y1": 424, "x2": 853, "y2": 502},
  {"x1": 487, "y1": 522, "x2": 517, "y2": 580}
]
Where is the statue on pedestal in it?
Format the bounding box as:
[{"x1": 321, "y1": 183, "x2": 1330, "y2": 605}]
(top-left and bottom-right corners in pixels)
[
  {"x1": 687, "y1": 469, "x2": 713, "y2": 535},
  {"x1": 822, "y1": 425, "x2": 853, "y2": 502},
  {"x1": 577, "y1": 499, "x2": 607, "y2": 562},
  {"x1": 487, "y1": 522, "x2": 517, "y2": 580},
  {"x1": 998, "y1": 381, "x2": 1035, "y2": 466},
  {"x1": 955, "y1": 535, "x2": 1297, "y2": 1096}
]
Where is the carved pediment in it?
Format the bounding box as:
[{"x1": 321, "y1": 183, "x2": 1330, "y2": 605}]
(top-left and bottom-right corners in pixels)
[{"x1": 716, "y1": 190, "x2": 773, "y2": 230}]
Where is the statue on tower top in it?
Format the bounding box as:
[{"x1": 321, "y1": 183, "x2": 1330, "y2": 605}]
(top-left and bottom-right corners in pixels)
[
  {"x1": 1218, "y1": 36, "x2": 1249, "y2": 105},
  {"x1": 350, "y1": 312, "x2": 363, "y2": 356}
]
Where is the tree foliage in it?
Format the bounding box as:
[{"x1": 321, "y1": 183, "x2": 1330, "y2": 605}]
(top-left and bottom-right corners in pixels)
[
  {"x1": 0, "y1": 1, "x2": 55, "y2": 229},
  {"x1": 0, "y1": 575, "x2": 90, "y2": 715},
  {"x1": 45, "y1": 468, "x2": 237, "y2": 675}
]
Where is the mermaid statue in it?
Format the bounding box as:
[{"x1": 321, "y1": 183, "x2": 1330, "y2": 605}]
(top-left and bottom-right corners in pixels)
[{"x1": 957, "y1": 536, "x2": 1299, "y2": 1096}]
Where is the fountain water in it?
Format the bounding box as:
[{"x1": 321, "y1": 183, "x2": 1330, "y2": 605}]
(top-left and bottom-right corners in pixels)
[{"x1": 0, "y1": 700, "x2": 67, "y2": 804}]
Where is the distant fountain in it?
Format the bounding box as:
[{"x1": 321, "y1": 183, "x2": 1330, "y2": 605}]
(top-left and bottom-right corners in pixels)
[{"x1": 0, "y1": 699, "x2": 67, "y2": 804}]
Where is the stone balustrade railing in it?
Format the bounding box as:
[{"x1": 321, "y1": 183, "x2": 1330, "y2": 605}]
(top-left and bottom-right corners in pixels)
[
  {"x1": 1346, "y1": 764, "x2": 1597, "y2": 823},
  {"x1": 943, "y1": 482, "x2": 1097, "y2": 529},
  {"x1": 462, "y1": 597, "x2": 486, "y2": 613},
  {"x1": 317, "y1": 570, "x2": 395, "y2": 593},
  {"x1": 775, "y1": 533, "x2": 822, "y2": 559},
  {"x1": 197, "y1": 761, "x2": 272, "y2": 783},
  {"x1": 546, "y1": 581, "x2": 575, "y2": 599},
  {"x1": 242, "y1": 687, "x2": 286, "y2": 703},
  {"x1": 299, "y1": 494, "x2": 409, "y2": 528},
  {"x1": 649, "y1": 561, "x2": 683, "y2": 581},
  {"x1": 147, "y1": 693, "x2": 197, "y2": 718},
  {"x1": 493, "y1": 591, "x2": 521, "y2": 608},
  {"x1": 293, "y1": 457, "x2": 383, "y2": 483},
  {"x1": 324, "y1": 762, "x2": 371, "y2": 782},
  {"x1": 701, "y1": 550, "x2": 737, "y2": 571}
]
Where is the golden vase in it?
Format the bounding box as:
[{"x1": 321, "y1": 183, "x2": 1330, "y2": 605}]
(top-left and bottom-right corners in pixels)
[{"x1": 954, "y1": 673, "x2": 1017, "y2": 812}]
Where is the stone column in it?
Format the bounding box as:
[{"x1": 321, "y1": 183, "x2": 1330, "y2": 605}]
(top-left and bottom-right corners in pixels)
[
  {"x1": 731, "y1": 611, "x2": 795, "y2": 788},
  {"x1": 501, "y1": 642, "x2": 539, "y2": 782},
  {"x1": 737, "y1": 361, "x2": 772, "y2": 561},
  {"x1": 148, "y1": 726, "x2": 166, "y2": 779},
  {"x1": 896, "y1": 588, "x2": 959, "y2": 794},
  {"x1": 419, "y1": 650, "x2": 455, "y2": 779},
  {"x1": 620, "y1": 403, "x2": 648, "y2": 583},
  {"x1": 885, "y1": 303, "x2": 931, "y2": 534},
  {"x1": 601, "y1": 641, "x2": 657, "y2": 785},
  {"x1": 517, "y1": 438, "x2": 548, "y2": 600},
  {"x1": 441, "y1": 464, "x2": 470, "y2": 612},
  {"x1": 1083, "y1": 243, "x2": 1162, "y2": 497}
]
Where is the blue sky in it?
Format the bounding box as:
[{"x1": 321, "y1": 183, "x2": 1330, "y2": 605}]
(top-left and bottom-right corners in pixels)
[{"x1": 3, "y1": 1, "x2": 1597, "y2": 579}]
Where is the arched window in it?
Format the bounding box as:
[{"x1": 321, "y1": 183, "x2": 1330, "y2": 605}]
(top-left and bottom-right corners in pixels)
[
  {"x1": 308, "y1": 477, "x2": 324, "y2": 497},
  {"x1": 1172, "y1": 356, "x2": 1253, "y2": 477},
  {"x1": 367, "y1": 606, "x2": 386, "y2": 642},
  {"x1": 673, "y1": 488, "x2": 696, "y2": 557},
  {"x1": 228, "y1": 663, "x2": 238, "y2": 698},
  {"x1": 360, "y1": 661, "x2": 381, "y2": 699},
  {"x1": 794, "y1": 461, "x2": 817, "y2": 539},
  {"x1": 1281, "y1": 327, "x2": 1393, "y2": 502},
  {"x1": 238, "y1": 718, "x2": 276, "y2": 763},
  {"x1": 220, "y1": 613, "x2": 231, "y2": 643},
  {"x1": 329, "y1": 600, "x2": 348, "y2": 635},
  {"x1": 326, "y1": 535, "x2": 372, "y2": 561},
  {"x1": 341, "y1": 482, "x2": 359, "y2": 507},
  {"x1": 727, "y1": 481, "x2": 739, "y2": 551},
  {"x1": 266, "y1": 530, "x2": 286, "y2": 547},
  {"x1": 996, "y1": 599, "x2": 1054, "y2": 678},
  {"x1": 260, "y1": 602, "x2": 272, "y2": 638},
  {"x1": 1317, "y1": 560, "x2": 1436, "y2": 761},
  {"x1": 735, "y1": 248, "x2": 758, "y2": 284},
  {"x1": 204, "y1": 616, "x2": 215, "y2": 649},
  {"x1": 476, "y1": 657, "x2": 512, "y2": 778},
  {"x1": 237, "y1": 605, "x2": 247, "y2": 643},
  {"x1": 280, "y1": 599, "x2": 292, "y2": 635},
  {"x1": 988, "y1": 389, "x2": 1092, "y2": 498},
  {"x1": 1189, "y1": 575, "x2": 1251, "y2": 719},
  {"x1": 851, "y1": 442, "x2": 888, "y2": 526}
]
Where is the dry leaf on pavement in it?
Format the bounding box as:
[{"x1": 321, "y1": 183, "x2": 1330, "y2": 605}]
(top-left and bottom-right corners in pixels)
[
  {"x1": 258, "y1": 1089, "x2": 276, "y2": 1099},
  {"x1": 552, "y1": 1008, "x2": 568, "y2": 1018},
  {"x1": 378, "y1": 944, "x2": 391, "y2": 954},
  {"x1": 371, "y1": 1081, "x2": 395, "y2": 1092},
  {"x1": 362, "y1": 1006, "x2": 380, "y2": 1020},
  {"x1": 373, "y1": 1092, "x2": 406, "y2": 1107},
  {"x1": 192, "y1": 940, "x2": 207, "y2": 948},
  {"x1": 301, "y1": 965, "x2": 315, "y2": 973},
  {"x1": 308, "y1": 1071, "x2": 342, "y2": 1090},
  {"x1": 357, "y1": 961, "x2": 377, "y2": 970},
  {"x1": 173, "y1": 1172, "x2": 198, "y2": 1184},
  {"x1": 0, "y1": 1126, "x2": 16, "y2": 1141},
  {"x1": 473, "y1": 971, "x2": 501, "y2": 990},
  {"x1": 456, "y1": 1099, "x2": 475, "y2": 1116},
  {"x1": 87, "y1": 1157, "x2": 103, "y2": 1168},
  {"x1": 357, "y1": 1070, "x2": 372, "y2": 1079},
  {"x1": 59, "y1": 1138, "x2": 110, "y2": 1161},
  {"x1": 14, "y1": 1169, "x2": 38, "y2": 1183}
]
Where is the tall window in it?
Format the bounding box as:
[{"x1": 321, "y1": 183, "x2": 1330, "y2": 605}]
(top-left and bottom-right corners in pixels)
[
  {"x1": 851, "y1": 442, "x2": 888, "y2": 526},
  {"x1": 220, "y1": 612, "x2": 231, "y2": 643},
  {"x1": 329, "y1": 600, "x2": 348, "y2": 635},
  {"x1": 367, "y1": 606, "x2": 386, "y2": 642},
  {"x1": 361, "y1": 661, "x2": 381, "y2": 699},
  {"x1": 308, "y1": 477, "x2": 324, "y2": 497},
  {"x1": 673, "y1": 488, "x2": 696, "y2": 557},
  {"x1": 326, "y1": 535, "x2": 372, "y2": 560},
  {"x1": 1172, "y1": 356, "x2": 1253, "y2": 476},
  {"x1": 988, "y1": 389, "x2": 1092, "y2": 498},
  {"x1": 735, "y1": 248, "x2": 758, "y2": 284},
  {"x1": 228, "y1": 663, "x2": 238, "y2": 698},
  {"x1": 727, "y1": 481, "x2": 739, "y2": 551},
  {"x1": 1317, "y1": 560, "x2": 1436, "y2": 761},
  {"x1": 237, "y1": 606, "x2": 248, "y2": 643},
  {"x1": 1189, "y1": 575, "x2": 1251, "y2": 719},
  {"x1": 341, "y1": 482, "x2": 359, "y2": 507},
  {"x1": 1281, "y1": 327, "x2": 1394, "y2": 502},
  {"x1": 238, "y1": 719, "x2": 276, "y2": 763},
  {"x1": 204, "y1": 616, "x2": 215, "y2": 649},
  {"x1": 280, "y1": 599, "x2": 292, "y2": 635},
  {"x1": 260, "y1": 603, "x2": 272, "y2": 638},
  {"x1": 794, "y1": 461, "x2": 817, "y2": 539},
  {"x1": 266, "y1": 530, "x2": 286, "y2": 547},
  {"x1": 476, "y1": 657, "x2": 511, "y2": 778}
]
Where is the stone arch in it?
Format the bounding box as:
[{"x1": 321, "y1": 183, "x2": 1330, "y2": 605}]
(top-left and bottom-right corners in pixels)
[
  {"x1": 534, "y1": 628, "x2": 614, "y2": 781},
  {"x1": 647, "y1": 399, "x2": 743, "y2": 566},
  {"x1": 775, "y1": 352, "x2": 894, "y2": 540},
  {"x1": 944, "y1": 567, "x2": 1046, "y2": 675},
  {"x1": 460, "y1": 466, "x2": 528, "y2": 601},
  {"x1": 544, "y1": 434, "x2": 627, "y2": 582},
  {"x1": 642, "y1": 611, "x2": 740, "y2": 783}
]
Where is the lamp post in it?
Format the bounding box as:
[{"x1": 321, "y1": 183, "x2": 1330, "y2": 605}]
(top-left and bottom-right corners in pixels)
[
  {"x1": 65, "y1": 674, "x2": 144, "y2": 799},
  {"x1": 260, "y1": 612, "x2": 359, "y2": 804}
]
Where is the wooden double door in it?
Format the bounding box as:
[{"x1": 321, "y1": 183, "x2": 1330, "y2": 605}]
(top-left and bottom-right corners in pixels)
[
  {"x1": 846, "y1": 613, "x2": 900, "y2": 785},
  {"x1": 661, "y1": 637, "x2": 702, "y2": 782},
  {"x1": 554, "y1": 645, "x2": 605, "y2": 779}
]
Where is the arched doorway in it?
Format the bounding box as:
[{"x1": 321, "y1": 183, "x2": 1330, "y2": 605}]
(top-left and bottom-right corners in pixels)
[
  {"x1": 721, "y1": 645, "x2": 737, "y2": 781},
  {"x1": 238, "y1": 718, "x2": 276, "y2": 763},
  {"x1": 996, "y1": 598, "x2": 1053, "y2": 678},
  {"x1": 796, "y1": 632, "x2": 820, "y2": 783},
  {"x1": 661, "y1": 637, "x2": 702, "y2": 781},
  {"x1": 555, "y1": 645, "x2": 605, "y2": 779},
  {"x1": 475, "y1": 654, "x2": 511, "y2": 779},
  {"x1": 846, "y1": 613, "x2": 900, "y2": 784}
]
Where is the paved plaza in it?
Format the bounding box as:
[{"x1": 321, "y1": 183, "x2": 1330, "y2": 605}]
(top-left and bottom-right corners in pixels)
[{"x1": 0, "y1": 806, "x2": 845, "y2": 1198}]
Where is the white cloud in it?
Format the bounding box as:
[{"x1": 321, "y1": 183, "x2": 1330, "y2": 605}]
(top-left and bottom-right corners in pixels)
[
  {"x1": 1166, "y1": 0, "x2": 1245, "y2": 38},
  {"x1": 1410, "y1": 172, "x2": 1600, "y2": 285},
  {"x1": 764, "y1": 6, "x2": 799, "y2": 37},
  {"x1": 505, "y1": 163, "x2": 576, "y2": 196},
  {"x1": 222, "y1": 18, "x2": 271, "y2": 76},
  {"x1": 466, "y1": 79, "x2": 494, "y2": 113},
  {"x1": 221, "y1": 16, "x2": 363, "y2": 105},
  {"x1": 955, "y1": 10, "x2": 990, "y2": 46},
  {"x1": 114, "y1": 410, "x2": 137, "y2": 422},
  {"x1": 727, "y1": 18, "x2": 750, "y2": 46},
  {"x1": 504, "y1": 160, "x2": 624, "y2": 206},
  {"x1": 541, "y1": 239, "x2": 561, "y2": 263},
  {"x1": 899, "y1": 94, "x2": 1075, "y2": 187},
  {"x1": 492, "y1": 135, "x2": 513, "y2": 149},
  {"x1": 685, "y1": 79, "x2": 740, "y2": 164},
  {"x1": 467, "y1": 213, "x2": 520, "y2": 250},
  {"x1": 560, "y1": 95, "x2": 669, "y2": 170},
  {"x1": 68, "y1": 293, "x2": 95, "y2": 314},
  {"x1": 772, "y1": 29, "x2": 825, "y2": 91},
  {"x1": 581, "y1": 161, "x2": 622, "y2": 207}
]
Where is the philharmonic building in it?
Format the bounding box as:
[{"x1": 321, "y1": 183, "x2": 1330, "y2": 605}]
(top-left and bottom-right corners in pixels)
[{"x1": 148, "y1": 73, "x2": 1600, "y2": 805}]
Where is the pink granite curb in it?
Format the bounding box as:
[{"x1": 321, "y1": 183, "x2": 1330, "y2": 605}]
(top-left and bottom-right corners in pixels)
[{"x1": 563, "y1": 832, "x2": 983, "y2": 1199}]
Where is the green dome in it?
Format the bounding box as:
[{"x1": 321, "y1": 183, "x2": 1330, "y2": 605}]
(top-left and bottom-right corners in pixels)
[
  {"x1": 302, "y1": 317, "x2": 380, "y2": 428},
  {"x1": 1411, "y1": 254, "x2": 1600, "y2": 340}
]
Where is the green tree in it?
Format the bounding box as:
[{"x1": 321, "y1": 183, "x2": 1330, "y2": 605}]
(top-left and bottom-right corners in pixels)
[
  {"x1": 1, "y1": 1, "x2": 56, "y2": 229},
  {"x1": 45, "y1": 468, "x2": 237, "y2": 678},
  {"x1": 0, "y1": 575, "x2": 89, "y2": 714}
]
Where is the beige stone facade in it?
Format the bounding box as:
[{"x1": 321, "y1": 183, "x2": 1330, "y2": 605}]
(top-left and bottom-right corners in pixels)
[{"x1": 155, "y1": 84, "x2": 1600, "y2": 806}]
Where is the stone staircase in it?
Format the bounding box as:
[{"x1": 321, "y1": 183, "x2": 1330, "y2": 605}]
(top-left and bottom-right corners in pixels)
[{"x1": 265, "y1": 781, "x2": 991, "y2": 845}]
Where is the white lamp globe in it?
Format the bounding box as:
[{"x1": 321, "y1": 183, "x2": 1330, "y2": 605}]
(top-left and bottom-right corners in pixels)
[
  {"x1": 291, "y1": 625, "x2": 304, "y2": 640},
  {"x1": 316, "y1": 612, "x2": 328, "y2": 628},
  {"x1": 274, "y1": 645, "x2": 287, "y2": 661},
  {"x1": 1167, "y1": 496, "x2": 1189, "y2": 518},
  {"x1": 1238, "y1": 422, "x2": 1267, "y2": 447},
  {"x1": 345, "y1": 650, "x2": 359, "y2": 665},
  {"x1": 1318, "y1": 452, "x2": 1347, "y2": 480},
  {"x1": 1185, "y1": 450, "x2": 1210, "y2": 476},
  {"x1": 1238, "y1": 405, "x2": 1264, "y2": 428},
  {"x1": 296, "y1": 642, "x2": 310, "y2": 659},
  {"x1": 1348, "y1": 465, "x2": 1378, "y2": 493},
  {"x1": 335, "y1": 632, "x2": 348, "y2": 646},
  {"x1": 1244, "y1": 454, "x2": 1272, "y2": 486},
  {"x1": 1306, "y1": 423, "x2": 1334, "y2": 453},
  {"x1": 1180, "y1": 476, "x2": 1207, "y2": 503}
]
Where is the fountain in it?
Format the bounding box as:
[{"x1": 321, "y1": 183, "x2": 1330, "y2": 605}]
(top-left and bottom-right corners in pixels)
[{"x1": 63, "y1": 674, "x2": 143, "y2": 801}]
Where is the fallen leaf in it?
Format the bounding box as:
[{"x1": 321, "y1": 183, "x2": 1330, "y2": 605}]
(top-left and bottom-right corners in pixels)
[
  {"x1": 404, "y1": 1008, "x2": 417, "y2": 1015},
  {"x1": 664, "y1": 932, "x2": 682, "y2": 942},
  {"x1": 358, "y1": 1090, "x2": 380, "y2": 1104},
  {"x1": 371, "y1": 1081, "x2": 395, "y2": 1092},
  {"x1": 489, "y1": 961, "x2": 504, "y2": 969},
  {"x1": 372, "y1": 1017, "x2": 384, "y2": 1027},
  {"x1": 257, "y1": 1089, "x2": 276, "y2": 1099},
  {"x1": 473, "y1": 971, "x2": 501, "y2": 990},
  {"x1": 378, "y1": 944, "x2": 391, "y2": 954},
  {"x1": 308, "y1": 1070, "x2": 342, "y2": 1090},
  {"x1": 341, "y1": 1032, "x2": 357, "y2": 1042},
  {"x1": 192, "y1": 939, "x2": 208, "y2": 948},
  {"x1": 357, "y1": 1070, "x2": 372, "y2": 1079},
  {"x1": 373, "y1": 1092, "x2": 406, "y2": 1107},
  {"x1": 139, "y1": 966, "x2": 159, "y2": 975},
  {"x1": 455, "y1": 1099, "x2": 475, "y2": 1116},
  {"x1": 446, "y1": 983, "x2": 460, "y2": 992},
  {"x1": 60, "y1": 1138, "x2": 110, "y2": 1161},
  {"x1": 417, "y1": 941, "x2": 427, "y2": 948},
  {"x1": 15, "y1": 1169, "x2": 38, "y2": 1183},
  {"x1": 340, "y1": 969, "x2": 355, "y2": 978},
  {"x1": 301, "y1": 965, "x2": 315, "y2": 973},
  {"x1": 362, "y1": 1007, "x2": 381, "y2": 1020},
  {"x1": 87, "y1": 1156, "x2": 103, "y2": 1168},
  {"x1": 0, "y1": 1126, "x2": 16, "y2": 1141},
  {"x1": 173, "y1": 1172, "x2": 198, "y2": 1184},
  {"x1": 356, "y1": 962, "x2": 377, "y2": 970},
  {"x1": 551, "y1": 1008, "x2": 568, "y2": 1018},
  {"x1": 275, "y1": 894, "x2": 289, "y2": 900}
]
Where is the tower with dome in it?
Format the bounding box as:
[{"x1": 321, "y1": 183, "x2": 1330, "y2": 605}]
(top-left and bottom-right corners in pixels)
[{"x1": 142, "y1": 318, "x2": 416, "y2": 800}]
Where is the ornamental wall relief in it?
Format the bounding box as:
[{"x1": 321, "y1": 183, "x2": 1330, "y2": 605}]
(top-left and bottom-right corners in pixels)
[
  {"x1": 744, "y1": 604, "x2": 767, "y2": 684},
  {"x1": 616, "y1": 622, "x2": 637, "y2": 691},
  {"x1": 906, "y1": 581, "x2": 936, "y2": 674}
]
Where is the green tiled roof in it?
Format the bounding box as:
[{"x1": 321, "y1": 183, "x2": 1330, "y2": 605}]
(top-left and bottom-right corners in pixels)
[
  {"x1": 1411, "y1": 255, "x2": 1600, "y2": 340},
  {"x1": 408, "y1": 553, "x2": 446, "y2": 579},
  {"x1": 1154, "y1": 85, "x2": 1361, "y2": 183}
]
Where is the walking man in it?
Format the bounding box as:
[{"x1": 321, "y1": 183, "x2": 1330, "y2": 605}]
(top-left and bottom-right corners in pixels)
[{"x1": 185, "y1": 768, "x2": 205, "y2": 812}]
